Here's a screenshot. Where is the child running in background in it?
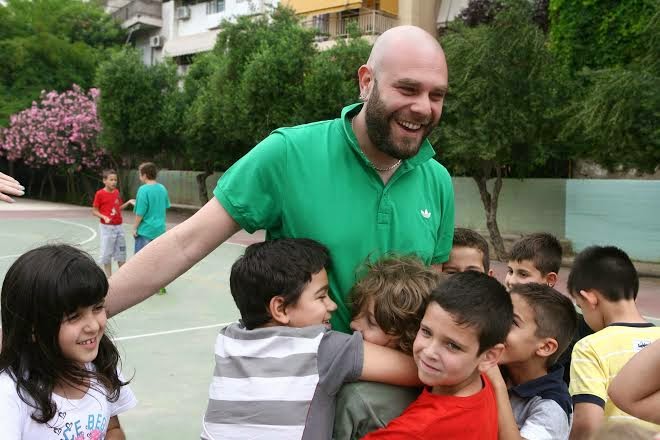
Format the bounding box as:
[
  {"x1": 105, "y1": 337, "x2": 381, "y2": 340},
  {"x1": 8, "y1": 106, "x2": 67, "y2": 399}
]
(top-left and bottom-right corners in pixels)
[
  {"x1": 0, "y1": 244, "x2": 137, "y2": 439},
  {"x1": 361, "y1": 271, "x2": 513, "y2": 440},
  {"x1": 334, "y1": 255, "x2": 444, "y2": 440},
  {"x1": 92, "y1": 169, "x2": 134, "y2": 277},
  {"x1": 486, "y1": 283, "x2": 578, "y2": 440},
  {"x1": 201, "y1": 239, "x2": 421, "y2": 440}
]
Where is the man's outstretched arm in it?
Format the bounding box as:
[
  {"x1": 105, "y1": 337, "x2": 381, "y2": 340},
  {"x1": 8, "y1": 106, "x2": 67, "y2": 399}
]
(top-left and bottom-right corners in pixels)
[{"x1": 106, "y1": 197, "x2": 241, "y2": 316}]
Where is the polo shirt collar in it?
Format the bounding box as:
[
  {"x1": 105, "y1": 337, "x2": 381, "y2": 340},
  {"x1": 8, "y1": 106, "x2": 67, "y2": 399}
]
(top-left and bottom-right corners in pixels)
[
  {"x1": 509, "y1": 364, "x2": 572, "y2": 418},
  {"x1": 340, "y1": 103, "x2": 436, "y2": 169}
]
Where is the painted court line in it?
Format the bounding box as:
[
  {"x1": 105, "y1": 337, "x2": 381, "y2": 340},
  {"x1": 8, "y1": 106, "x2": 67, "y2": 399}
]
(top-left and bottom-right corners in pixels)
[
  {"x1": 0, "y1": 217, "x2": 98, "y2": 260},
  {"x1": 49, "y1": 218, "x2": 98, "y2": 245},
  {"x1": 113, "y1": 322, "x2": 232, "y2": 341}
]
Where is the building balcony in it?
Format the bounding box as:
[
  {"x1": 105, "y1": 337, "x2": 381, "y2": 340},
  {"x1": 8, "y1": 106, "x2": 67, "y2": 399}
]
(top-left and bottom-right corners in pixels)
[
  {"x1": 112, "y1": 0, "x2": 163, "y2": 30},
  {"x1": 301, "y1": 8, "x2": 398, "y2": 41}
]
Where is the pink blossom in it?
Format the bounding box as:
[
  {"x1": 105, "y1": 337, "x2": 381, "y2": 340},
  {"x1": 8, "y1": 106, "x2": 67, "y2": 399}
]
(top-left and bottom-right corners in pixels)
[{"x1": 0, "y1": 85, "x2": 108, "y2": 171}]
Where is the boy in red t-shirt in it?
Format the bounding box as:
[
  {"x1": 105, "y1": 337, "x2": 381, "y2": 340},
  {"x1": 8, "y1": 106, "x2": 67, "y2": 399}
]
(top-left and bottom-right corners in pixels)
[
  {"x1": 92, "y1": 169, "x2": 134, "y2": 277},
  {"x1": 361, "y1": 272, "x2": 513, "y2": 440}
]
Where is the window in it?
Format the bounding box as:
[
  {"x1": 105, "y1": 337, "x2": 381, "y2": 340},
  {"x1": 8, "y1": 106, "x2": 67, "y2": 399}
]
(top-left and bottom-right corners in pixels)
[{"x1": 206, "y1": 0, "x2": 225, "y2": 14}]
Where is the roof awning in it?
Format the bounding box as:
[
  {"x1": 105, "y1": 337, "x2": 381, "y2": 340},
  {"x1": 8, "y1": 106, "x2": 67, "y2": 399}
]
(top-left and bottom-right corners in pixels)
[
  {"x1": 284, "y1": 0, "x2": 363, "y2": 16},
  {"x1": 437, "y1": 0, "x2": 467, "y2": 27},
  {"x1": 163, "y1": 30, "x2": 220, "y2": 58}
]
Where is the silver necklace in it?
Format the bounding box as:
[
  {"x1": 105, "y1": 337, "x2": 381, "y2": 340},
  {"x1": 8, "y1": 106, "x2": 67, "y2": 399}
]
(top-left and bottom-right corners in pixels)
[
  {"x1": 351, "y1": 116, "x2": 402, "y2": 172},
  {"x1": 371, "y1": 159, "x2": 402, "y2": 172}
]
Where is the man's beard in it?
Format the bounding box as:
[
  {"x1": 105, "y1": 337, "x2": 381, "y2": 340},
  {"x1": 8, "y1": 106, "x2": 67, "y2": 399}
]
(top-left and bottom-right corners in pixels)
[{"x1": 364, "y1": 82, "x2": 434, "y2": 160}]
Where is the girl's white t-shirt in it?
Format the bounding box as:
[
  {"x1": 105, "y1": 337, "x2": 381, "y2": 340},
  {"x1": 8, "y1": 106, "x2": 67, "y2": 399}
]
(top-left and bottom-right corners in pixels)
[{"x1": 0, "y1": 367, "x2": 137, "y2": 440}]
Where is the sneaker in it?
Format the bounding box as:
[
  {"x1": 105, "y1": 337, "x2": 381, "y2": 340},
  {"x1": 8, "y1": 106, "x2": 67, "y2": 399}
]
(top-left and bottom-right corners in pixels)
[{"x1": 158, "y1": 287, "x2": 167, "y2": 295}]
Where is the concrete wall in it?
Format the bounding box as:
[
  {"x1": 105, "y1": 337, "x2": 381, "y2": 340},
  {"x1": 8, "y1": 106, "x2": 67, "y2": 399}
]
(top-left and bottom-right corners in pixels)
[
  {"x1": 453, "y1": 177, "x2": 566, "y2": 238},
  {"x1": 566, "y1": 180, "x2": 660, "y2": 263},
  {"x1": 121, "y1": 171, "x2": 659, "y2": 262}
]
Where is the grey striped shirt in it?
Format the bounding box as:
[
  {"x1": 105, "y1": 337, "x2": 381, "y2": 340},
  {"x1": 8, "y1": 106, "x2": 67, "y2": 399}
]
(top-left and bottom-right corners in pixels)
[{"x1": 201, "y1": 323, "x2": 363, "y2": 440}]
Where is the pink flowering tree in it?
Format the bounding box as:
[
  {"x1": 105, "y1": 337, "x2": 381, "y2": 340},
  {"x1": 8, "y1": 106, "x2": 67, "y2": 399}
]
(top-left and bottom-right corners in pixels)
[{"x1": 0, "y1": 85, "x2": 109, "y2": 199}]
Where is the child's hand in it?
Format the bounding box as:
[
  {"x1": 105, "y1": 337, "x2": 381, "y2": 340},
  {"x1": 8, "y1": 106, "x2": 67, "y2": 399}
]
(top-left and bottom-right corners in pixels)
[
  {"x1": 127, "y1": 199, "x2": 135, "y2": 206},
  {"x1": 485, "y1": 365, "x2": 507, "y2": 391},
  {"x1": 103, "y1": 215, "x2": 111, "y2": 223},
  {"x1": 133, "y1": 229, "x2": 138, "y2": 238}
]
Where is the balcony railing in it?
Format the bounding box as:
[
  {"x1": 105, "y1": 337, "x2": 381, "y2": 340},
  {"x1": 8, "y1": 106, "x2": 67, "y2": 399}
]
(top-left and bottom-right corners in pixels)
[
  {"x1": 301, "y1": 9, "x2": 398, "y2": 40},
  {"x1": 112, "y1": 0, "x2": 162, "y2": 29}
]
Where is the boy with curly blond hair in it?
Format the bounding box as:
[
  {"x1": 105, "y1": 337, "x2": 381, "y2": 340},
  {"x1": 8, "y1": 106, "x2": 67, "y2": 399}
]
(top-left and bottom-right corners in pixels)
[{"x1": 334, "y1": 255, "x2": 445, "y2": 440}]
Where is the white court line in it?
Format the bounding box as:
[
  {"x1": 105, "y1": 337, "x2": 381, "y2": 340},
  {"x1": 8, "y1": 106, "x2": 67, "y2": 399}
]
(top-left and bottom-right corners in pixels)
[
  {"x1": 113, "y1": 322, "x2": 232, "y2": 341},
  {"x1": 49, "y1": 218, "x2": 97, "y2": 245},
  {"x1": 0, "y1": 218, "x2": 98, "y2": 260}
]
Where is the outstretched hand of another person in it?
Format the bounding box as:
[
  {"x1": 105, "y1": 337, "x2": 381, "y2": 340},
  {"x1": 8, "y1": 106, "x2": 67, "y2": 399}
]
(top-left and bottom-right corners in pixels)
[{"x1": 0, "y1": 172, "x2": 24, "y2": 203}]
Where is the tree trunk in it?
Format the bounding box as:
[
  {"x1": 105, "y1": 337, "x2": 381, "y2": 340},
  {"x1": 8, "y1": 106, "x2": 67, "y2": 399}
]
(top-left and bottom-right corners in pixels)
[
  {"x1": 196, "y1": 170, "x2": 211, "y2": 205},
  {"x1": 48, "y1": 169, "x2": 56, "y2": 200},
  {"x1": 473, "y1": 168, "x2": 507, "y2": 261}
]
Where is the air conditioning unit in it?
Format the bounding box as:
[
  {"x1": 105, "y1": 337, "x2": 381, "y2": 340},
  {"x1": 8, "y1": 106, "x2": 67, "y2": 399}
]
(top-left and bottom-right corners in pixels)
[
  {"x1": 175, "y1": 6, "x2": 191, "y2": 20},
  {"x1": 150, "y1": 35, "x2": 164, "y2": 48}
]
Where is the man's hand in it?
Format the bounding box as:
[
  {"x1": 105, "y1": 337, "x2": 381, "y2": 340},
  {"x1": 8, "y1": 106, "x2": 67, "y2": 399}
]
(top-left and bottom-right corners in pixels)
[{"x1": 0, "y1": 172, "x2": 24, "y2": 203}]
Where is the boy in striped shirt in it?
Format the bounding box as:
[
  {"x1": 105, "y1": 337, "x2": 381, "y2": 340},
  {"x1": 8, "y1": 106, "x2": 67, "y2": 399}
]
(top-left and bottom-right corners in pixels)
[
  {"x1": 567, "y1": 245, "x2": 660, "y2": 439},
  {"x1": 200, "y1": 238, "x2": 420, "y2": 440}
]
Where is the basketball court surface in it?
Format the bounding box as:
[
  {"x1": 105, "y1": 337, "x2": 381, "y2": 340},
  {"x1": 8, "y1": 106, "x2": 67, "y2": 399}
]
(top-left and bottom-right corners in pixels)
[{"x1": 1, "y1": 199, "x2": 659, "y2": 438}]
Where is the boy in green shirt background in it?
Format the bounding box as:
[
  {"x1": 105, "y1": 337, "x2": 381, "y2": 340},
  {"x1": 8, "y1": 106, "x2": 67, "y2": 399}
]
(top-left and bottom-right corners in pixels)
[{"x1": 133, "y1": 162, "x2": 170, "y2": 292}]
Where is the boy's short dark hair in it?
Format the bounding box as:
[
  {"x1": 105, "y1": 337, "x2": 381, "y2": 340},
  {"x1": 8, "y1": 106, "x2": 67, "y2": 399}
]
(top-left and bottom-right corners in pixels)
[
  {"x1": 453, "y1": 228, "x2": 490, "y2": 271},
  {"x1": 429, "y1": 271, "x2": 513, "y2": 354},
  {"x1": 102, "y1": 169, "x2": 117, "y2": 179},
  {"x1": 350, "y1": 255, "x2": 444, "y2": 354},
  {"x1": 509, "y1": 283, "x2": 578, "y2": 366},
  {"x1": 230, "y1": 238, "x2": 330, "y2": 330},
  {"x1": 508, "y1": 233, "x2": 562, "y2": 275},
  {"x1": 567, "y1": 245, "x2": 638, "y2": 301},
  {"x1": 138, "y1": 162, "x2": 158, "y2": 180}
]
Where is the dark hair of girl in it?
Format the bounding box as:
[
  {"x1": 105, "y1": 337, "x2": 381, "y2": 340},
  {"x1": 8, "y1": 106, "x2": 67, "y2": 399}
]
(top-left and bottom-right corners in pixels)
[{"x1": 0, "y1": 244, "x2": 128, "y2": 423}]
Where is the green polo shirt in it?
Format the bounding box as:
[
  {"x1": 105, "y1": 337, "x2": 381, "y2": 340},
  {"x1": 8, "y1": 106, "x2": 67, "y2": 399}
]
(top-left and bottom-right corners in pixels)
[{"x1": 214, "y1": 103, "x2": 455, "y2": 332}]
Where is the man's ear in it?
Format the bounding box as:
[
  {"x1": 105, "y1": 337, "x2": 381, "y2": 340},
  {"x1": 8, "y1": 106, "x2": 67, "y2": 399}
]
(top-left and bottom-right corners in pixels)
[
  {"x1": 357, "y1": 64, "x2": 374, "y2": 100},
  {"x1": 478, "y1": 343, "x2": 505, "y2": 373},
  {"x1": 545, "y1": 272, "x2": 558, "y2": 288},
  {"x1": 536, "y1": 337, "x2": 559, "y2": 359},
  {"x1": 487, "y1": 269, "x2": 495, "y2": 277},
  {"x1": 268, "y1": 296, "x2": 289, "y2": 326}
]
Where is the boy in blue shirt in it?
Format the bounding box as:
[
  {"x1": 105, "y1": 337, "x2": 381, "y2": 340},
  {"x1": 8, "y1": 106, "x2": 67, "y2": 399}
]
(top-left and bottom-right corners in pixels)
[{"x1": 487, "y1": 283, "x2": 578, "y2": 440}]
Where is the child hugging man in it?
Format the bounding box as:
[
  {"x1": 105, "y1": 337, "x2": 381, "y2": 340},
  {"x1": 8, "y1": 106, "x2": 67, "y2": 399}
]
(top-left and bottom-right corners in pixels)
[
  {"x1": 362, "y1": 271, "x2": 513, "y2": 440},
  {"x1": 334, "y1": 255, "x2": 444, "y2": 440},
  {"x1": 92, "y1": 169, "x2": 133, "y2": 277},
  {"x1": 200, "y1": 239, "x2": 421, "y2": 440},
  {"x1": 567, "y1": 246, "x2": 660, "y2": 439},
  {"x1": 486, "y1": 283, "x2": 578, "y2": 440},
  {"x1": 443, "y1": 227, "x2": 493, "y2": 275}
]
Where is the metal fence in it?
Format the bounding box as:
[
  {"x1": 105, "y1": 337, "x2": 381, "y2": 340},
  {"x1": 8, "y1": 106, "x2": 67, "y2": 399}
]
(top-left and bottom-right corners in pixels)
[{"x1": 301, "y1": 9, "x2": 398, "y2": 40}]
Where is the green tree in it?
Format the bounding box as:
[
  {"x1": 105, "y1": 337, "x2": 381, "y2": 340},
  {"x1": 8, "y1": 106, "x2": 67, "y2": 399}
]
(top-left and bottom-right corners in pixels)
[
  {"x1": 560, "y1": 11, "x2": 660, "y2": 173},
  {"x1": 302, "y1": 32, "x2": 372, "y2": 122},
  {"x1": 183, "y1": 5, "x2": 316, "y2": 202},
  {"x1": 96, "y1": 49, "x2": 182, "y2": 162},
  {"x1": 549, "y1": 0, "x2": 657, "y2": 72},
  {"x1": 0, "y1": 0, "x2": 124, "y2": 125},
  {"x1": 435, "y1": 0, "x2": 568, "y2": 259}
]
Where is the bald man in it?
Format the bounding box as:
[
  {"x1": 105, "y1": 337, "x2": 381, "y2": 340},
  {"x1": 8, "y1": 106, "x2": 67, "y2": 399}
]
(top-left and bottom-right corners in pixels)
[{"x1": 106, "y1": 26, "x2": 455, "y2": 332}]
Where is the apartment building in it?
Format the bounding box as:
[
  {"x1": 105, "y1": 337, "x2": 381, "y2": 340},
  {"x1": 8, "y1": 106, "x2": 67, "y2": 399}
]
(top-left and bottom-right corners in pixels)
[{"x1": 108, "y1": 0, "x2": 468, "y2": 68}]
